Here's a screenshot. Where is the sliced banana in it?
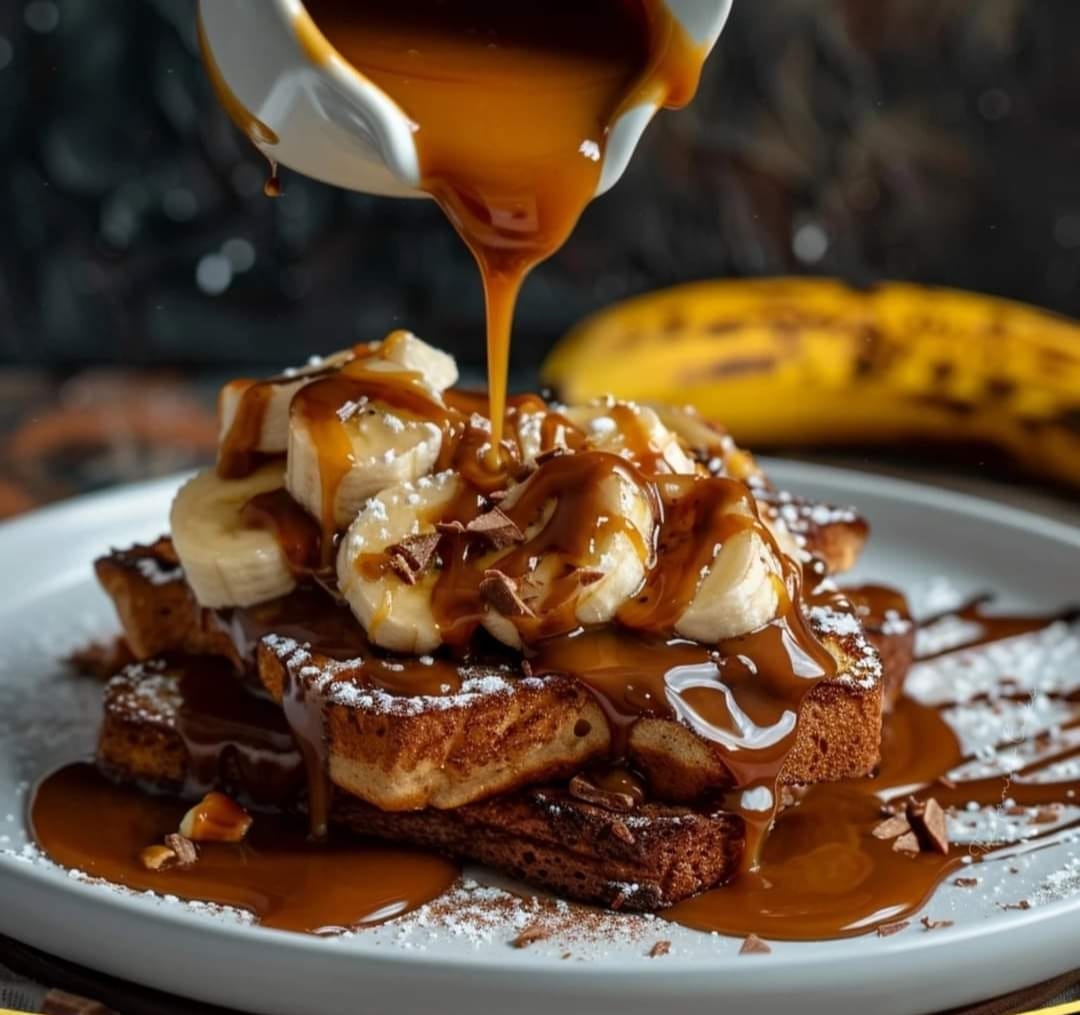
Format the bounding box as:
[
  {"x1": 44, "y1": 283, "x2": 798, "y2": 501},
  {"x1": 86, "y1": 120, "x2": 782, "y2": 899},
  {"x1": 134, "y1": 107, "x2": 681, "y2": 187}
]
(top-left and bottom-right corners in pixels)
[
  {"x1": 170, "y1": 463, "x2": 296, "y2": 609},
  {"x1": 366, "y1": 329, "x2": 458, "y2": 392},
  {"x1": 336, "y1": 471, "x2": 463, "y2": 654},
  {"x1": 482, "y1": 459, "x2": 657, "y2": 649},
  {"x1": 286, "y1": 333, "x2": 459, "y2": 530},
  {"x1": 218, "y1": 349, "x2": 356, "y2": 463},
  {"x1": 564, "y1": 400, "x2": 697, "y2": 475},
  {"x1": 674, "y1": 521, "x2": 783, "y2": 643}
]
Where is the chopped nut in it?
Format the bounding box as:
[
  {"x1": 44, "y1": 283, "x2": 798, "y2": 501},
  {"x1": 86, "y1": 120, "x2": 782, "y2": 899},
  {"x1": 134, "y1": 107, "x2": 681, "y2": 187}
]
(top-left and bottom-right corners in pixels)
[
  {"x1": 892, "y1": 831, "x2": 920, "y2": 855},
  {"x1": 875, "y1": 920, "x2": 909, "y2": 937},
  {"x1": 953, "y1": 877, "x2": 978, "y2": 888},
  {"x1": 608, "y1": 819, "x2": 636, "y2": 845},
  {"x1": 164, "y1": 833, "x2": 198, "y2": 867},
  {"x1": 739, "y1": 934, "x2": 771, "y2": 955},
  {"x1": 648, "y1": 940, "x2": 672, "y2": 958},
  {"x1": 906, "y1": 797, "x2": 949, "y2": 854},
  {"x1": 511, "y1": 924, "x2": 550, "y2": 948},
  {"x1": 872, "y1": 815, "x2": 911, "y2": 840},
  {"x1": 920, "y1": 916, "x2": 954, "y2": 931},
  {"x1": 139, "y1": 844, "x2": 178, "y2": 871},
  {"x1": 179, "y1": 792, "x2": 252, "y2": 843},
  {"x1": 479, "y1": 570, "x2": 534, "y2": 618},
  {"x1": 466, "y1": 507, "x2": 524, "y2": 549},
  {"x1": 568, "y1": 773, "x2": 636, "y2": 813}
]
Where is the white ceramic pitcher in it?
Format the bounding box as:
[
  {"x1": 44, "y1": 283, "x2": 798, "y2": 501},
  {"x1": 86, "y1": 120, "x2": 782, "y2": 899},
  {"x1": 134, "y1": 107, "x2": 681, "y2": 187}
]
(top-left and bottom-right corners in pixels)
[{"x1": 197, "y1": 0, "x2": 733, "y2": 199}]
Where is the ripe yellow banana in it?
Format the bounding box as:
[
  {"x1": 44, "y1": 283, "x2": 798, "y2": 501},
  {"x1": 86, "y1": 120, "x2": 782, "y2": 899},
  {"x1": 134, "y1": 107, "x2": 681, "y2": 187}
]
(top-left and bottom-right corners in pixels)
[{"x1": 543, "y1": 278, "x2": 1080, "y2": 489}]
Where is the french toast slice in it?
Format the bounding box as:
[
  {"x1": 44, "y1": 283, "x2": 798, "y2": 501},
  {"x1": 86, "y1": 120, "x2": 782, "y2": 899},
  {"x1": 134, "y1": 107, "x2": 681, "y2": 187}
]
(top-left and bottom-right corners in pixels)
[
  {"x1": 98, "y1": 660, "x2": 742, "y2": 909},
  {"x1": 256, "y1": 606, "x2": 883, "y2": 810},
  {"x1": 95, "y1": 540, "x2": 895, "y2": 812}
]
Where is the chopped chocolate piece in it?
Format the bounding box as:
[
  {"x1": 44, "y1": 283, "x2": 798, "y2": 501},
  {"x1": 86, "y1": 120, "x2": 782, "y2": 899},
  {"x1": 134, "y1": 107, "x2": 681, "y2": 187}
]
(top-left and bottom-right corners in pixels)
[
  {"x1": 872, "y1": 815, "x2": 911, "y2": 840},
  {"x1": 467, "y1": 507, "x2": 524, "y2": 549},
  {"x1": 387, "y1": 552, "x2": 419, "y2": 585},
  {"x1": 511, "y1": 924, "x2": 551, "y2": 948},
  {"x1": 739, "y1": 934, "x2": 771, "y2": 955},
  {"x1": 875, "y1": 920, "x2": 909, "y2": 937},
  {"x1": 569, "y1": 773, "x2": 637, "y2": 813},
  {"x1": 648, "y1": 940, "x2": 672, "y2": 958},
  {"x1": 953, "y1": 877, "x2": 978, "y2": 888},
  {"x1": 163, "y1": 833, "x2": 197, "y2": 868},
  {"x1": 561, "y1": 952, "x2": 573, "y2": 960},
  {"x1": 1004, "y1": 804, "x2": 1028, "y2": 816},
  {"x1": 998, "y1": 900, "x2": 1032, "y2": 911},
  {"x1": 920, "y1": 917, "x2": 954, "y2": 931},
  {"x1": 906, "y1": 798, "x2": 949, "y2": 854},
  {"x1": 435, "y1": 519, "x2": 466, "y2": 535},
  {"x1": 892, "y1": 831, "x2": 920, "y2": 855},
  {"x1": 479, "y1": 570, "x2": 535, "y2": 618},
  {"x1": 609, "y1": 890, "x2": 628, "y2": 911},
  {"x1": 388, "y1": 532, "x2": 440, "y2": 574},
  {"x1": 1032, "y1": 806, "x2": 1062, "y2": 825}
]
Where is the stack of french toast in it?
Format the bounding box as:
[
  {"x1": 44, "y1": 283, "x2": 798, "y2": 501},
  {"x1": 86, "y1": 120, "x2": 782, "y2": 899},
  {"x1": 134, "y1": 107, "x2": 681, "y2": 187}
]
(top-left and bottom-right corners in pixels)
[{"x1": 91, "y1": 331, "x2": 914, "y2": 911}]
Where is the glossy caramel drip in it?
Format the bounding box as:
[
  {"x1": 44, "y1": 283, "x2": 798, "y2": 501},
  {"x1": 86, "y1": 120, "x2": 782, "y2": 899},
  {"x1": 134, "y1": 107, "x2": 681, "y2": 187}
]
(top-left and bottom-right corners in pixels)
[
  {"x1": 667, "y1": 691, "x2": 1080, "y2": 939},
  {"x1": 298, "y1": 0, "x2": 706, "y2": 454},
  {"x1": 241, "y1": 489, "x2": 323, "y2": 576},
  {"x1": 431, "y1": 451, "x2": 656, "y2": 646},
  {"x1": 32, "y1": 764, "x2": 457, "y2": 934}
]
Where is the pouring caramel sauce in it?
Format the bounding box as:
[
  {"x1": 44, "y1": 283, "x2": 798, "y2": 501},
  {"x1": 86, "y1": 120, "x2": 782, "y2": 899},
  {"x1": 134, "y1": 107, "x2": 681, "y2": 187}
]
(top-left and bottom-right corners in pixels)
[{"x1": 295, "y1": 0, "x2": 705, "y2": 457}]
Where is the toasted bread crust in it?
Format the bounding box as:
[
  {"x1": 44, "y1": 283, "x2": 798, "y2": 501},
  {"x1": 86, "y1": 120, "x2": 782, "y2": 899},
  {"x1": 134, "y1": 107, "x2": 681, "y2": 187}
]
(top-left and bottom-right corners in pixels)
[{"x1": 98, "y1": 663, "x2": 741, "y2": 908}]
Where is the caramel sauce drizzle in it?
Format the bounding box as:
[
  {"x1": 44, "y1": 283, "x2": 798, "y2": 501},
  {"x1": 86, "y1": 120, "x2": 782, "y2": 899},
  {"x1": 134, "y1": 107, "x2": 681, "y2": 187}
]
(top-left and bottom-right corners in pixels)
[
  {"x1": 32, "y1": 763, "x2": 458, "y2": 934},
  {"x1": 297, "y1": 0, "x2": 707, "y2": 456}
]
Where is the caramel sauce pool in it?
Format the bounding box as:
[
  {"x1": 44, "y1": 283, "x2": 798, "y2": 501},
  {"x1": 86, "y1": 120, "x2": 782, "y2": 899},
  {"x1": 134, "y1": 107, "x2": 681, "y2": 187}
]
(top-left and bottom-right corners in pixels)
[
  {"x1": 298, "y1": 0, "x2": 704, "y2": 456},
  {"x1": 31, "y1": 763, "x2": 458, "y2": 934}
]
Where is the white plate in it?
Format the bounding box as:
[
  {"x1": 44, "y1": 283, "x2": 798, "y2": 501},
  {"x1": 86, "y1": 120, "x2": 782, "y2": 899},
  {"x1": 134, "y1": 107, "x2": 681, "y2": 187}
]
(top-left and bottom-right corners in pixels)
[{"x1": 1, "y1": 462, "x2": 1079, "y2": 1015}]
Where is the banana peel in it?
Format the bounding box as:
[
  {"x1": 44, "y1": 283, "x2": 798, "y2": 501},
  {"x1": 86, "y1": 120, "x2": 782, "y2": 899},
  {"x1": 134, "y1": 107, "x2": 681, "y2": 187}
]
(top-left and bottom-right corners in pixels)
[{"x1": 543, "y1": 278, "x2": 1080, "y2": 490}]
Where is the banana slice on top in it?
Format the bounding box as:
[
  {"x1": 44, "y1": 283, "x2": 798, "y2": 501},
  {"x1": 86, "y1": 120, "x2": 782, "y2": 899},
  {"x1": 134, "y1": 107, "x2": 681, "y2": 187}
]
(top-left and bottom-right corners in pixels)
[
  {"x1": 480, "y1": 453, "x2": 657, "y2": 650},
  {"x1": 170, "y1": 463, "x2": 296, "y2": 609},
  {"x1": 674, "y1": 526, "x2": 784, "y2": 642},
  {"x1": 286, "y1": 333, "x2": 460, "y2": 531},
  {"x1": 218, "y1": 349, "x2": 357, "y2": 475},
  {"x1": 563, "y1": 400, "x2": 697, "y2": 476},
  {"x1": 336, "y1": 471, "x2": 463, "y2": 654}
]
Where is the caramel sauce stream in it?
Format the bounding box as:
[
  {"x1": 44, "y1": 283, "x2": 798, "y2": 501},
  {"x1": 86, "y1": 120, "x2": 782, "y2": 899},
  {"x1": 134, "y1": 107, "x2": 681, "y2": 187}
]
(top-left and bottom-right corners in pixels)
[{"x1": 297, "y1": 0, "x2": 705, "y2": 457}]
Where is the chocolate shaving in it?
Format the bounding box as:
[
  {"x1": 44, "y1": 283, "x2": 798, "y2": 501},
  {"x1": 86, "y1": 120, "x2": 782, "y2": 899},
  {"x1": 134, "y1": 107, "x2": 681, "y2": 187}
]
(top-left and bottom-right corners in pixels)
[
  {"x1": 739, "y1": 934, "x2": 772, "y2": 955},
  {"x1": 487, "y1": 489, "x2": 508, "y2": 504},
  {"x1": 876, "y1": 920, "x2": 909, "y2": 937},
  {"x1": 390, "y1": 533, "x2": 440, "y2": 573},
  {"x1": 576, "y1": 569, "x2": 605, "y2": 587},
  {"x1": 648, "y1": 940, "x2": 672, "y2": 958},
  {"x1": 998, "y1": 900, "x2": 1032, "y2": 911},
  {"x1": 511, "y1": 924, "x2": 551, "y2": 948},
  {"x1": 561, "y1": 952, "x2": 573, "y2": 960},
  {"x1": 953, "y1": 876, "x2": 978, "y2": 887},
  {"x1": 609, "y1": 890, "x2": 628, "y2": 911},
  {"x1": 872, "y1": 815, "x2": 911, "y2": 840},
  {"x1": 466, "y1": 507, "x2": 524, "y2": 549},
  {"x1": 1004, "y1": 804, "x2": 1028, "y2": 816},
  {"x1": 937, "y1": 775, "x2": 957, "y2": 790},
  {"x1": 521, "y1": 659, "x2": 534, "y2": 677},
  {"x1": 435, "y1": 519, "x2": 466, "y2": 535},
  {"x1": 534, "y1": 446, "x2": 566, "y2": 465},
  {"x1": 569, "y1": 773, "x2": 637, "y2": 813},
  {"x1": 164, "y1": 833, "x2": 197, "y2": 868},
  {"x1": 920, "y1": 917, "x2": 954, "y2": 931},
  {"x1": 892, "y1": 831, "x2": 921, "y2": 855},
  {"x1": 906, "y1": 797, "x2": 949, "y2": 854},
  {"x1": 480, "y1": 570, "x2": 535, "y2": 618}
]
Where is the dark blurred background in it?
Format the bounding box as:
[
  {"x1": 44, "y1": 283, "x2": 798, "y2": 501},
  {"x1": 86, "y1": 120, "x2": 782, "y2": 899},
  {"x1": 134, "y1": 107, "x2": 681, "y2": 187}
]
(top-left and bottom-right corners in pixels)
[{"x1": 2, "y1": 0, "x2": 1080, "y2": 514}]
